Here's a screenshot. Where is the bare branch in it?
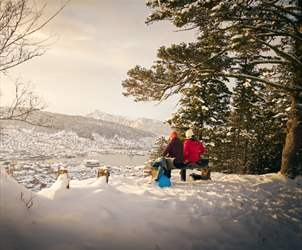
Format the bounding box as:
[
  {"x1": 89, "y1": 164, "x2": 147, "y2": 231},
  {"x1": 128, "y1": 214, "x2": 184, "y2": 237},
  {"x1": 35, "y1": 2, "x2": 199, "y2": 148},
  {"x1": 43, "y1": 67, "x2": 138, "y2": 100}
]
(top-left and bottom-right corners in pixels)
[
  {"x1": 0, "y1": 81, "x2": 51, "y2": 127},
  {"x1": 0, "y1": 0, "x2": 69, "y2": 73}
]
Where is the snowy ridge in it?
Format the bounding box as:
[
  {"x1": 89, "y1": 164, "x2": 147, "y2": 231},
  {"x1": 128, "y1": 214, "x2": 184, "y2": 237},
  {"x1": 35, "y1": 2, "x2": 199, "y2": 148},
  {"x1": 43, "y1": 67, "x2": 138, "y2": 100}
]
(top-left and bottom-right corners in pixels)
[
  {"x1": 86, "y1": 110, "x2": 170, "y2": 136},
  {"x1": 0, "y1": 167, "x2": 301, "y2": 250},
  {"x1": 1, "y1": 110, "x2": 156, "y2": 140}
]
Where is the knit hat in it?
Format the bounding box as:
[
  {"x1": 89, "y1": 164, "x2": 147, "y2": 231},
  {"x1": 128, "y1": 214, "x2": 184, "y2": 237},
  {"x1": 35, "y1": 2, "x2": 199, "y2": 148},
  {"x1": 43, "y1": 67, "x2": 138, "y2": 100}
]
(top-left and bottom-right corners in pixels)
[
  {"x1": 169, "y1": 131, "x2": 178, "y2": 139},
  {"x1": 185, "y1": 129, "x2": 194, "y2": 139}
]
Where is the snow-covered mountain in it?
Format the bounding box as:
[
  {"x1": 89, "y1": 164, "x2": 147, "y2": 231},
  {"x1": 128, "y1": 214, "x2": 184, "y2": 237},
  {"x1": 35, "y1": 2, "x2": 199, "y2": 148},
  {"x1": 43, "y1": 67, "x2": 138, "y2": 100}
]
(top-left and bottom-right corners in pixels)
[
  {"x1": 1, "y1": 110, "x2": 156, "y2": 140},
  {"x1": 86, "y1": 110, "x2": 170, "y2": 136},
  {"x1": 0, "y1": 111, "x2": 156, "y2": 161}
]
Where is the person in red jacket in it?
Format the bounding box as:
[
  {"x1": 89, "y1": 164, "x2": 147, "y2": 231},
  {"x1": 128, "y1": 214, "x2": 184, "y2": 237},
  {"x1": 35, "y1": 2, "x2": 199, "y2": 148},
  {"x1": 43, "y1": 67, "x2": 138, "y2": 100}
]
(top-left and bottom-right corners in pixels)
[{"x1": 183, "y1": 129, "x2": 206, "y2": 164}]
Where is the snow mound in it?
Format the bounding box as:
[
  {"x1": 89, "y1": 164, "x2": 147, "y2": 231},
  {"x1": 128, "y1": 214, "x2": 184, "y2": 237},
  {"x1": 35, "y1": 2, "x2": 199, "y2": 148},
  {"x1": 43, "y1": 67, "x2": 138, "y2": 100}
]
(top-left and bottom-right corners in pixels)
[
  {"x1": 0, "y1": 167, "x2": 33, "y2": 217},
  {"x1": 1, "y1": 169, "x2": 302, "y2": 250},
  {"x1": 38, "y1": 173, "x2": 70, "y2": 199}
]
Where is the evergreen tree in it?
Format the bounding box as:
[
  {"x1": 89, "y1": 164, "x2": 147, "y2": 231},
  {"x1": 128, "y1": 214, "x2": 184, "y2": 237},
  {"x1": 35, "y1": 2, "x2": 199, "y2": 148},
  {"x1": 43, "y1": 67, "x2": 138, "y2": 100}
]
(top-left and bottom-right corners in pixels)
[
  {"x1": 168, "y1": 81, "x2": 231, "y2": 136},
  {"x1": 123, "y1": 0, "x2": 302, "y2": 178},
  {"x1": 228, "y1": 78, "x2": 288, "y2": 174},
  {"x1": 168, "y1": 80, "x2": 231, "y2": 167}
]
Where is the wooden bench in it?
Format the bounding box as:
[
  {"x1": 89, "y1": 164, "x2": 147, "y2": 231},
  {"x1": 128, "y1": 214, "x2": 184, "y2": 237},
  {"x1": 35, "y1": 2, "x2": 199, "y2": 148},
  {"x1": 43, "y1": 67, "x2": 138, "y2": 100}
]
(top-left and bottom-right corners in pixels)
[{"x1": 150, "y1": 158, "x2": 211, "y2": 181}]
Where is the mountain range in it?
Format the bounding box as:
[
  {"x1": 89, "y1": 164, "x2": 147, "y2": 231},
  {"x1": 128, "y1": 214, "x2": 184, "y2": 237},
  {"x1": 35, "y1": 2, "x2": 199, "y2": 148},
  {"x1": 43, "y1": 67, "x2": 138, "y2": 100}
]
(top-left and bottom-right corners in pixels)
[
  {"x1": 1, "y1": 110, "x2": 169, "y2": 140},
  {"x1": 86, "y1": 110, "x2": 170, "y2": 136}
]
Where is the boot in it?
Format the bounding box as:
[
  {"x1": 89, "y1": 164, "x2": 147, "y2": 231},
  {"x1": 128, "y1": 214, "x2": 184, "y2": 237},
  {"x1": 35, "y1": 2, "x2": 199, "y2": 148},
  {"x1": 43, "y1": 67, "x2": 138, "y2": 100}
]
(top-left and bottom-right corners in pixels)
[
  {"x1": 154, "y1": 166, "x2": 163, "y2": 181},
  {"x1": 180, "y1": 169, "x2": 186, "y2": 181}
]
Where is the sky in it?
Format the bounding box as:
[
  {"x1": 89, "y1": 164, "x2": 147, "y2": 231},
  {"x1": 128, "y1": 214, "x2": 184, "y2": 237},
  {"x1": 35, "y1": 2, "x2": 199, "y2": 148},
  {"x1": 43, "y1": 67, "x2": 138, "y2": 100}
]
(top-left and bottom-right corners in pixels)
[{"x1": 0, "y1": 0, "x2": 195, "y2": 121}]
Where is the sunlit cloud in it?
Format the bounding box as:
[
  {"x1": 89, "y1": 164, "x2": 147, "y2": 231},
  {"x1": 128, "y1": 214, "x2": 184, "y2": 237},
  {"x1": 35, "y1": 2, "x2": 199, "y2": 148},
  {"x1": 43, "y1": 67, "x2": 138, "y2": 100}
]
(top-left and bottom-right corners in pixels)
[{"x1": 2, "y1": 0, "x2": 194, "y2": 120}]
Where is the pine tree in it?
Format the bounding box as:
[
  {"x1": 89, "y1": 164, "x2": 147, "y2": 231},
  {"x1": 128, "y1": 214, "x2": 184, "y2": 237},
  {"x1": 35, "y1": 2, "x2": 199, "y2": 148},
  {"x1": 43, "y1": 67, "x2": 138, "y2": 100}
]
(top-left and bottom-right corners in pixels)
[
  {"x1": 168, "y1": 80, "x2": 231, "y2": 167},
  {"x1": 228, "y1": 71, "x2": 289, "y2": 174},
  {"x1": 254, "y1": 90, "x2": 289, "y2": 173},
  {"x1": 123, "y1": 0, "x2": 302, "y2": 178},
  {"x1": 168, "y1": 81, "x2": 231, "y2": 135}
]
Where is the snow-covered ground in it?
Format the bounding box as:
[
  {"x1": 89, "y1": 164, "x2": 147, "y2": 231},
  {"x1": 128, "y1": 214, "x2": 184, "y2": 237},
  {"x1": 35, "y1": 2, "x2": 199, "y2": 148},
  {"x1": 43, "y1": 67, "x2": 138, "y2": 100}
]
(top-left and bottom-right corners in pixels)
[
  {"x1": 0, "y1": 126, "x2": 152, "y2": 191},
  {"x1": 5, "y1": 160, "x2": 148, "y2": 192},
  {"x1": 0, "y1": 167, "x2": 301, "y2": 250}
]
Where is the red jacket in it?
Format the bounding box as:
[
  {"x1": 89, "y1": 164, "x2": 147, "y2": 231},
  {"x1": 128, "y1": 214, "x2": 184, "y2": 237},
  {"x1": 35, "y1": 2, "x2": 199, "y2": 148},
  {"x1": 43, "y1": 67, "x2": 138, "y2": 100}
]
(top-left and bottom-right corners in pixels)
[{"x1": 184, "y1": 139, "x2": 205, "y2": 163}]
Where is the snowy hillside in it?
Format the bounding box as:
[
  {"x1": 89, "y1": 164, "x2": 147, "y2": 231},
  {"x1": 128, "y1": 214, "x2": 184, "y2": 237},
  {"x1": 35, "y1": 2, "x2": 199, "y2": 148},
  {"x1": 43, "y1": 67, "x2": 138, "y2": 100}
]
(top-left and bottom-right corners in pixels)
[
  {"x1": 0, "y1": 167, "x2": 301, "y2": 250},
  {"x1": 87, "y1": 110, "x2": 170, "y2": 136}
]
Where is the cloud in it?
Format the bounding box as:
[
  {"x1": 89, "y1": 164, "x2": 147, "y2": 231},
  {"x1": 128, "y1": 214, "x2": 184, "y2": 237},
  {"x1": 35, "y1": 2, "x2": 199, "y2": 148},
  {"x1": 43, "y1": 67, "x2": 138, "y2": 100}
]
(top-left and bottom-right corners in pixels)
[{"x1": 2, "y1": 0, "x2": 193, "y2": 120}]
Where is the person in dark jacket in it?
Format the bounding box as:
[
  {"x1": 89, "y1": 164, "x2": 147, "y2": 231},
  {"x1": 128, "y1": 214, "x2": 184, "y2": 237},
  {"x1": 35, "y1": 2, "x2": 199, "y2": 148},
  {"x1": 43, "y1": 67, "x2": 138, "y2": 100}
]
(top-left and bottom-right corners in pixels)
[
  {"x1": 155, "y1": 130, "x2": 186, "y2": 181},
  {"x1": 162, "y1": 131, "x2": 184, "y2": 166}
]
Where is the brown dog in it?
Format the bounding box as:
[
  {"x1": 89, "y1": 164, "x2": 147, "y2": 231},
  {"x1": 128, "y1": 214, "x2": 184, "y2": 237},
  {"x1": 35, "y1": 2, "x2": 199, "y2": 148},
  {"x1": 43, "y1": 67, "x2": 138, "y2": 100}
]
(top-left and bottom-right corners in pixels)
[
  {"x1": 190, "y1": 167, "x2": 211, "y2": 181},
  {"x1": 200, "y1": 167, "x2": 211, "y2": 180}
]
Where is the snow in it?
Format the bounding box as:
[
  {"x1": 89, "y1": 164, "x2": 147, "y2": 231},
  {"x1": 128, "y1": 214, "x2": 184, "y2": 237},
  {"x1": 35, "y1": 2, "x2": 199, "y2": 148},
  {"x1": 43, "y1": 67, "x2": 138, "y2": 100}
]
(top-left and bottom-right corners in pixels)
[
  {"x1": 285, "y1": 107, "x2": 291, "y2": 112},
  {"x1": 211, "y1": 2, "x2": 224, "y2": 12},
  {"x1": 273, "y1": 112, "x2": 286, "y2": 119},
  {"x1": 1, "y1": 166, "x2": 301, "y2": 250},
  {"x1": 243, "y1": 80, "x2": 252, "y2": 88},
  {"x1": 202, "y1": 105, "x2": 209, "y2": 111},
  {"x1": 0, "y1": 127, "x2": 152, "y2": 161},
  {"x1": 231, "y1": 34, "x2": 245, "y2": 41},
  {"x1": 0, "y1": 126, "x2": 152, "y2": 191}
]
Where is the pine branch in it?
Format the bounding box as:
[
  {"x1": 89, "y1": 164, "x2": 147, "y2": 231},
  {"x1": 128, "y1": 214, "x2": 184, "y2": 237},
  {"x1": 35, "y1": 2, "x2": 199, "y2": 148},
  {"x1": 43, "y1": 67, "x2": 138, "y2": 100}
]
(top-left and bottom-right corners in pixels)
[
  {"x1": 248, "y1": 59, "x2": 290, "y2": 65},
  {"x1": 196, "y1": 70, "x2": 302, "y2": 93}
]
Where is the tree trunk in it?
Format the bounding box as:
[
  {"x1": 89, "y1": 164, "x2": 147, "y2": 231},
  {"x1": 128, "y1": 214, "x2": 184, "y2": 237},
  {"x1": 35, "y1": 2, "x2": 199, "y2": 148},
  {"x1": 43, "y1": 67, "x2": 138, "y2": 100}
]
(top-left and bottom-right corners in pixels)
[
  {"x1": 280, "y1": 94, "x2": 302, "y2": 178},
  {"x1": 281, "y1": 1, "x2": 302, "y2": 178}
]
